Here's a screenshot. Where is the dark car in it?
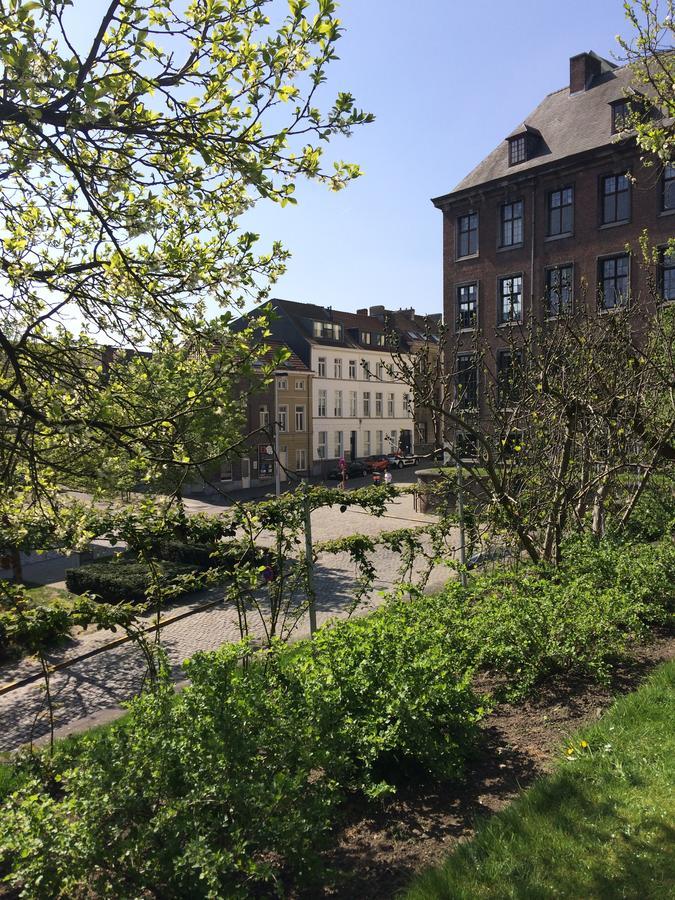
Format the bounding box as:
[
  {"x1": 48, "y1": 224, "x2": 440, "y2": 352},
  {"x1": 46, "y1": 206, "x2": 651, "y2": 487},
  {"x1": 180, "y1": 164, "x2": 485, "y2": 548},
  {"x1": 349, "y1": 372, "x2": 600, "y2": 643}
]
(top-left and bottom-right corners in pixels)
[{"x1": 327, "y1": 460, "x2": 369, "y2": 480}]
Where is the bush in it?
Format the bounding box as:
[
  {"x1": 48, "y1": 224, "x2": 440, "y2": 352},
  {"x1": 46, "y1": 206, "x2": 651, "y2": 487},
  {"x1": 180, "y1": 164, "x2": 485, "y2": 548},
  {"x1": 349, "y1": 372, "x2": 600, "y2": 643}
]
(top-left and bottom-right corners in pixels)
[
  {"x1": 65, "y1": 557, "x2": 201, "y2": 604},
  {"x1": 152, "y1": 538, "x2": 269, "y2": 570},
  {"x1": 0, "y1": 605, "x2": 483, "y2": 895},
  {"x1": 621, "y1": 476, "x2": 675, "y2": 542},
  {"x1": 291, "y1": 599, "x2": 482, "y2": 796},
  {"x1": 434, "y1": 535, "x2": 675, "y2": 697}
]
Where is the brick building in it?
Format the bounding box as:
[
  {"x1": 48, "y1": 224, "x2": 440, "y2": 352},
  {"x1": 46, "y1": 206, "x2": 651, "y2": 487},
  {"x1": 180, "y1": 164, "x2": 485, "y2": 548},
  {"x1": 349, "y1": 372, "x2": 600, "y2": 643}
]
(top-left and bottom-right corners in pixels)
[{"x1": 432, "y1": 51, "x2": 674, "y2": 431}]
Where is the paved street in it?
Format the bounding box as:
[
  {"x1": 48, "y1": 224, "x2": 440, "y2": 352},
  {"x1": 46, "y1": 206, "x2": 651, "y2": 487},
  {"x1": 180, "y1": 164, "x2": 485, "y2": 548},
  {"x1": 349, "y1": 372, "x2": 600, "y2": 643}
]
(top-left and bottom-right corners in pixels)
[{"x1": 0, "y1": 490, "x2": 459, "y2": 753}]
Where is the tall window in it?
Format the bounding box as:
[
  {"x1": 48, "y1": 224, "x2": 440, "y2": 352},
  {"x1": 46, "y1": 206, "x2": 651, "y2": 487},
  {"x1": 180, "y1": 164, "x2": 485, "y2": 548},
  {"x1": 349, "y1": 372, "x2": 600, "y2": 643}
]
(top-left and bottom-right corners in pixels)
[
  {"x1": 390, "y1": 428, "x2": 398, "y2": 451},
  {"x1": 317, "y1": 356, "x2": 326, "y2": 377},
  {"x1": 456, "y1": 354, "x2": 478, "y2": 409},
  {"x1": 317, "y1": 431, "x2": 327, "y2": 459},
  {"x1": 259, "y1": 405, "x2": 269, "y2": 427},
  {"x1": 295, "y1": 405, "x2": 305, "y2": 432},
  {"x1": 387, "y1": 392, "x2": 395, "y2": 417},
  {"x1": 376, "y1": 362, "x2": 384, "y2": 380},
  {"x1": 498, "y1": 274, "x2": 523, "y2": 324},
  {"x1": 457, "y1": 212, "x2": 478, "y2": 257},
  {"x1": 500, "y1": 200, "x2": 523, "y2": 247},
  {"x1": 497, "y1": 350, "x2": 522, "y2": 407},
  {"x1": 348, "y1": 359, "x2": 357, "y2": 379},
  {"x1": 663, "y1": 163, "x2": 675, "y2": 211},
  {"x1": 334, "y1": 358, "x2": 342, "y2": 379},
  {"x1": 509, "y1": 135, "x2": 527, "y2": 165},
  {"x1": 457, "y1": 283, "x2": 477, "y2": 330},
  {"x1": 403, "y1": 392, "x2": 412, "y2": 415},
  {"x1": 660, "y1": 248, "x2": 675, "y2": 301},
  {"x1": 360, "y1": 331, "x2": 372, "y2": 345},
  {"x1": 545, "y1": 264, "x2": 573, "y2": 316},
  {"x1": 598, "y1": 254, "x2": 630, "y2": 309},
  {"x1": 277, "y1": 376, "x2": 288, "y2": 391},
  {"x1": 277, "y1": 405, "x2": 288, "y2": 432},
  {"x1": 362, "y1": 391, "x2": 371, "y2": 417},
  {"x1": 375, "y1": 430, "x2": 383, "y2": 454},
  {"x1": 349, "y1": 390, "x2": 358, "y2": 417},
  {"x1": 335, "y1": 431, "x2": 343, "y2": 459},
  {"x1": 295, "y1": 378, "x2": 305, "y2": 391},
  {"x1": 375, "y1": 392, "x2": 383, "y2": 417},
  {"x1": 296, "y1": 448, "x2": 307, "y2": 471},
  {"x1": 363, "y1": 430, "x2": 371, "y2": 456},
  {"x1": 601, "y1": 174, "x2": 630, "y2": 224},
  {"x1": 363, "y1": 362, "x2": 371, "y2": 379},
  {"x1": 317, "y1": 389, "x2": 327, "y2": 417},
  {"x1": 547, "y1": 187, "x2": 573, "y2": 236},
  {"x1": 334, "y1": 390, "x2": 343, "y2": 417}
]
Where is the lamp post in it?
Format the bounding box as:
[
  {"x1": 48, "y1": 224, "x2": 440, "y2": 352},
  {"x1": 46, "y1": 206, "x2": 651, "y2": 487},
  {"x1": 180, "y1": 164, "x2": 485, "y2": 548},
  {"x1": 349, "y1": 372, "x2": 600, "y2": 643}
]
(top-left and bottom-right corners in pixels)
[
  {"x1": 456, "y1": 451, "x2": 467, "y2": 587},
  {"x1": 274, "y1": 373, "x2": 281, "y2": 497}
]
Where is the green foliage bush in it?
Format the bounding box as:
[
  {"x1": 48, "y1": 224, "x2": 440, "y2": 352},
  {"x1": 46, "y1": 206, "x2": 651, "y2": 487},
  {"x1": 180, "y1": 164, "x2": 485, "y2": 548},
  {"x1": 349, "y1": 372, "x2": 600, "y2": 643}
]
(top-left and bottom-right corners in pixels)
[
  {"x1": 0, "y1": 607, "x2": 483, "y2": 896},
  {"x1": 434, "y1": 535, "x2": 675, "y2": 697},
  {"x1": 152, "y1": 538, "x2": 269, "y2": 570},
  {"x1": 2, "y1": 536, "x2": 672, "y2": 895},
  {"x1": 65, "y1": 557, "x2": 200, "y2": 604},
  {"x1": 620, "y1": 476, "x2": 675, "y2": 542}
]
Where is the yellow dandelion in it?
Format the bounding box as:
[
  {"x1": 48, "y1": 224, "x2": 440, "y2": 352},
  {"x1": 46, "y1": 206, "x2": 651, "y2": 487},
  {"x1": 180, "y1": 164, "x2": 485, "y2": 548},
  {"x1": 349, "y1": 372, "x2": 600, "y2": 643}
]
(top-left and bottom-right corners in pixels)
[
  {"x1": 580, "y1": 740, "x2": 588, "y2": 749},
  {"x1": 566, "y1": 748, "x2": 574, "y2": 755}
]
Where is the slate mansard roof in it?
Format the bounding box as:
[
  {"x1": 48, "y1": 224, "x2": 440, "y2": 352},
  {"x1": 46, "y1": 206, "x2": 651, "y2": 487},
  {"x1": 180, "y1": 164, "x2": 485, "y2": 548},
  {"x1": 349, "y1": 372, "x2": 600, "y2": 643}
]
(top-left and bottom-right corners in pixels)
[{"x1": 433, "y1": 57, "x2": 646, "y2": 204}]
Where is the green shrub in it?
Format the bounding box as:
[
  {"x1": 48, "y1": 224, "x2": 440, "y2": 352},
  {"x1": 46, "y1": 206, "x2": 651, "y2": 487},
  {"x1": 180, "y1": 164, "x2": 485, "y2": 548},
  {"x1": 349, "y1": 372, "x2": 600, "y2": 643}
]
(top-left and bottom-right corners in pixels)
[
  {"x1": 65, "y1": 557, "x2": 200, "y2": 604},
  {"x1": 292, "y1": 599, "x2": 482, "y2": 796},
  {"x1": 0, "y1": 605, "x2": 483, "y2": 895},
  {"x1": 152, "y1": 538, "x2": 270, "y2": 570},
  {"x1": 621, "y1": 476, "x2": 675, "y2": 542}
]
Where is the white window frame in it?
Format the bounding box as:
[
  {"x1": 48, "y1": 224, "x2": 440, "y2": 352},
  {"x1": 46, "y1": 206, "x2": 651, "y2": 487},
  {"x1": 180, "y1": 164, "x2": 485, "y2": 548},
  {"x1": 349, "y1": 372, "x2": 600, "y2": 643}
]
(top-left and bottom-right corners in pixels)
[
  {"x1": 317, "y1": 357, "x2": 326, "y2": 377},
  {"x1": 317, "y1": 389, "x2": 327, "y2": 417},
  {"x1": 295, "y1": 405, "x2": 305, "y2": 432},
  {"x1": 334, "y1": 358, "x2": 342, "y2": 379},
  {"x1": 334, "y1": 390, "x2": 343, "y2": 417}
]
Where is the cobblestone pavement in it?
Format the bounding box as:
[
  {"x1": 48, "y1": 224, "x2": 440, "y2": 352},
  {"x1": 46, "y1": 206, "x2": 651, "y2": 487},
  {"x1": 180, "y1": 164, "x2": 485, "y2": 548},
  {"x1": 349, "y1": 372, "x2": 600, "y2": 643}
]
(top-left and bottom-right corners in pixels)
[{"x1": 0, "y1": 493, "x2": 458, "y2": 752}]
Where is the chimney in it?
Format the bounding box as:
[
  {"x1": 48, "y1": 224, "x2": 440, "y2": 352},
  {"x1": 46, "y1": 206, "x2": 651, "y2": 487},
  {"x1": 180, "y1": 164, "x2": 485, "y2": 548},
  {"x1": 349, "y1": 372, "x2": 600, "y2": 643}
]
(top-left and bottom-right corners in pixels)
[
  {"x1": 356, "y1": 308, "x2": 368, "y2": 316},
  {"x1": 369, "y1": 305, "x2": 385, "y2": 318},
  {"x1": 570, "y1": 51, "x2": 612, "y2": 94}
]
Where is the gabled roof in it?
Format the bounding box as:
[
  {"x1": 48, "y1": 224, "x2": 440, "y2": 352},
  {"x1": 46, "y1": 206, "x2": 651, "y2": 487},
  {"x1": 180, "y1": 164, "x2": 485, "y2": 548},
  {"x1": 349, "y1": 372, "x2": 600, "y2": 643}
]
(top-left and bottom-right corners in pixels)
[
  {"x1": 252, "y1": 340, "x2": 310, "y2": 372},
  {"x1": 433, "y1": 60, "x2": 642, "y2": 203},
  {"x1": 271, "y1": 298, "x2": 408, "y2": 351}
]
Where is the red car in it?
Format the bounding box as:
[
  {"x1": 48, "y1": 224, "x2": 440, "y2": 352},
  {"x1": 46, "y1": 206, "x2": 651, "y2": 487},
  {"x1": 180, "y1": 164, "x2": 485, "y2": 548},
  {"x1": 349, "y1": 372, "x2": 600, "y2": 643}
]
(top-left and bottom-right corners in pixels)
[{"x1": 364, "y1": 454, "x2": 390, "y2": 472}]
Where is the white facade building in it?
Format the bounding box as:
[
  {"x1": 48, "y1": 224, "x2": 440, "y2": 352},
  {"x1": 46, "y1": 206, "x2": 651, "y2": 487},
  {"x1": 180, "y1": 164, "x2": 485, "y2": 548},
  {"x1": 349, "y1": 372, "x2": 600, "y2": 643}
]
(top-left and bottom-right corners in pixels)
[{"x1": 310, "y1": 345, "x2": 414, "y2": 464}]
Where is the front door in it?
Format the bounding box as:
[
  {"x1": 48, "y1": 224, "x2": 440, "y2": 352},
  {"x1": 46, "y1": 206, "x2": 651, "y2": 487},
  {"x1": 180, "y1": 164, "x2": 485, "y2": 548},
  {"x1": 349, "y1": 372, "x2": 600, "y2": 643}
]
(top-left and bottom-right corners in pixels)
[{"x1": 350, "y1": 430, "x2": 357, "y2": 460}]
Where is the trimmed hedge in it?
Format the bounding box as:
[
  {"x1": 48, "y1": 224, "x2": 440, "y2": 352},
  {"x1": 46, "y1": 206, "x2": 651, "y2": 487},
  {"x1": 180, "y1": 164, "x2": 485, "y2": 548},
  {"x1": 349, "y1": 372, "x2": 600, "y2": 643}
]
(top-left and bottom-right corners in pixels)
[
  {"x1": 151, "y1": 539, "x2": 269, "y2": 570},
  {"x1": 65, "y1": 558, "x2": 201, "y2": 604}
]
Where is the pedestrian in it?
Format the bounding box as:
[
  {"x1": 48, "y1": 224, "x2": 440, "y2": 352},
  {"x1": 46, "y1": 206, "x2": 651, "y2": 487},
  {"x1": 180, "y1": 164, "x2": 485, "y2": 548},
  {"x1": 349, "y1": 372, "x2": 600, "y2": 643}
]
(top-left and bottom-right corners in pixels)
[
  {"x1": 372, "y1": 470, "x2": 382, "y2": 486},
  {"x1": 384, "y1": 467, "x2": 393, "y2": 486}
]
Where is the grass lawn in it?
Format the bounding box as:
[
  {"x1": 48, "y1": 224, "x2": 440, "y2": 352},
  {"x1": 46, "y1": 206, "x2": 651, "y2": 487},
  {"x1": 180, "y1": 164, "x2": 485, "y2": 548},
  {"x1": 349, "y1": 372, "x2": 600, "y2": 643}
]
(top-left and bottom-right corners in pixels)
[
  {"x1": 405, "y1": 659, "x2": 675, "y2": 900},
  {"x1": 20, "y1": 583, "x2": 77, "y2": 607}
]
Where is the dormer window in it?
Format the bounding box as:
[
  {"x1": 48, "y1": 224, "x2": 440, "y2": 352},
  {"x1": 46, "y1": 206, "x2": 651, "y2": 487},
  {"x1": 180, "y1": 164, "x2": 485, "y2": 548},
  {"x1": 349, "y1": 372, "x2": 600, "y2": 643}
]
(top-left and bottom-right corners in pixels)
[
  {"x1": 507, "y1": 126, "x2": 541, "y2": 167},
  {"x1": 509, "y1": 135, "x2": 527, "y2": 166},
  {"x1": 312, "y1": 320, "x2": 343, "y2": 341},
  {"x1": 611, "y1": 99, "x2": 629, "y2": 133}
]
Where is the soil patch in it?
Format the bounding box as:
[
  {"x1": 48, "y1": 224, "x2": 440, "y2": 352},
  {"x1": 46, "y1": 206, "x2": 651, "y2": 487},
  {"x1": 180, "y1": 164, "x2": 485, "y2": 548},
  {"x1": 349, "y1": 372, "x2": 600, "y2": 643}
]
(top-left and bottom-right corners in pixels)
[{"x1": 303, "y1": 630, "x2": 675, "y2": 900}]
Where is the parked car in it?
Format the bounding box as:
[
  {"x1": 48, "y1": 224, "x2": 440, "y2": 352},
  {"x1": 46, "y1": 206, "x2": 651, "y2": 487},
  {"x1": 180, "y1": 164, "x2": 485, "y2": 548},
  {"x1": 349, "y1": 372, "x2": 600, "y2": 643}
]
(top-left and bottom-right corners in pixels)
[
  {"x1": 364, "y1": 454, "x2": 390, "y2": 472},
  {"x1": 327, "y1": 460, "x2": 369, "y2": 480},
  {"x1": 386, "y1": 452, "x2": 418, "y2": 469}
]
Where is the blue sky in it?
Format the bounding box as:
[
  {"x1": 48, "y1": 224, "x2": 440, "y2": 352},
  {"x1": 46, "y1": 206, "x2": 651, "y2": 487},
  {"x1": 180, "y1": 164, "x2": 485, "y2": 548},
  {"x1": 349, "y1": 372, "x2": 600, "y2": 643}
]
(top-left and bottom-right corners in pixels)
[
  {"x1": 245, "y1": 0, "x2": 632, "y2": 316},
  {"x1": 65, "y1": 1, "x2": 634, "y2": 320}
]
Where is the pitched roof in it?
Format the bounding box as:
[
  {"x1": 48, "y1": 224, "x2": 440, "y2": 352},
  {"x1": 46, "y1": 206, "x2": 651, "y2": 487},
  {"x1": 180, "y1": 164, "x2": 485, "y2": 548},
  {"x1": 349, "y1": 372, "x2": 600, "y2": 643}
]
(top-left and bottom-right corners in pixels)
[
  {"x1": 253, "y1": 340, "x2": 310, "y2": 372},
  {"x1": 271, "y1": 298, "x2": 403, "y2": 351},
  {"x1": 434, "y1": 61, "x2": 640, "y2": 202}
]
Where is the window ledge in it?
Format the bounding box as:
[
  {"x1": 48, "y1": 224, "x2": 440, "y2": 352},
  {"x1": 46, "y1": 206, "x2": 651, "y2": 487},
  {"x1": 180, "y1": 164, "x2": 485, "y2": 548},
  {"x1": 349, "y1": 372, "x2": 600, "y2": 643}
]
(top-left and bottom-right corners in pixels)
[
  {"x1": 455, "y1": 252, "x2": 480, "y2": 262},
  {"x1": 458, "y1": 326, "x2": 477, "y2": 334},
  {"x1": 658, "y1": 208, "x2": 675, "y2": 217},
  {"x1": 497, "y1": 320, "x2": 524, "y2": 328},
  {"x1": 496, "y1": 243, "x2": 525, "y2": 254},
  {"x1": 598, "y1": 219, "x2": 631, "y2": 230},
  {"x1": 544, "y1": 232, "x2": 574, "y2": 243}
]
